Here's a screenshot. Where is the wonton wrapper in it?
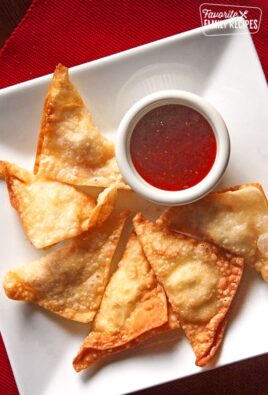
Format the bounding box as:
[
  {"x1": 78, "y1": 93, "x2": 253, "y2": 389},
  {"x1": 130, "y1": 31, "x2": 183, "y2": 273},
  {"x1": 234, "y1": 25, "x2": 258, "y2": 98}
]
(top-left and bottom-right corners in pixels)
[
  {"x1": 133, "y1": 214, "x2": 244, "y2": 366},
  {"x1": 1, "y1": 161, "x2": 118, "y2": 248},
  {"x1": 3, "y1": 211, "x2": 128, "y2": 323},
  {"x1": 159, "y1": 184, "x2": 268, "y2": 283},
  {"x1": 73, "y1": 232, "x2": 176, "y2": 371},
  {"x1": 34, "y1": 64, "x2": 127, "y2": 188}
]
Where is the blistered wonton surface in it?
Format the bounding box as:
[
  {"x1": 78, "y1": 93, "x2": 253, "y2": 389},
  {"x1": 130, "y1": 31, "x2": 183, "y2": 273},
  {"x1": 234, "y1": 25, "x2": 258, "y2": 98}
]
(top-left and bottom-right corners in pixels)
[
  {"x1": 159, "y1": 184, "x2": 268, "y2": 283},
  {"x1": 133, "y1": 214, "x2": 244, "y2": 366},
  {"x1": 73, "y1": 232, "x2": 170, "y2": 371},
  {"x1": 34, "y1": 64, "x2": 127, "y2": 188},
  {"x1": 0, "y1": 161, "x2": 118, "y2": 248},
  {"x1": 3, "y1": 211, "x2": 128, "y2": 323}
]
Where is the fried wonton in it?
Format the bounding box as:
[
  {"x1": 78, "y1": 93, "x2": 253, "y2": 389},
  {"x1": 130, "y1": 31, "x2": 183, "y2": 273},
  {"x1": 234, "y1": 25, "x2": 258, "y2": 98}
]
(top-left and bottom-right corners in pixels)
[
  {"x1": 133, "y1": 214, "x2": 244, "y2": 366},
  {"x1": 73, "y1": 232, "x2": 174, "y2": 371},
  {"x1": 34, "y1": 64, "x2": 127, "y2": 188},
  {"x1": 159, "y1": 183, "x2": 268, "y2": 283},
  {"x1": 1, "y1": 161, "x2": 118, "y2": 248},
  {"x1": 3, "y1": 211, "x2": 128, "y2": 323}
]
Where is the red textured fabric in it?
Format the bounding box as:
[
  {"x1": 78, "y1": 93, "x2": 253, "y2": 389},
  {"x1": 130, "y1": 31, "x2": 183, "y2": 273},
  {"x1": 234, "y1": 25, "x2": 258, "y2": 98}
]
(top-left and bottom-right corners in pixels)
[
  {"x1": 0, "y1": 1, "x2": 267, "y2": 394},
  {"x1": 0, "y1": 335, "x2": 18, "y2": 395},
  {"x1": 0, "y1": 0, "x2": 267, "y2": 89}
]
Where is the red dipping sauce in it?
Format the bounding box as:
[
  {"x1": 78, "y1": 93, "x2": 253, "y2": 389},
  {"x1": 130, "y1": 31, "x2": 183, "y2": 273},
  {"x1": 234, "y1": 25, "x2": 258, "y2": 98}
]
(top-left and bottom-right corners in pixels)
[{"x1": 130, "y1": 104, "x2": 217, "y2": 191}]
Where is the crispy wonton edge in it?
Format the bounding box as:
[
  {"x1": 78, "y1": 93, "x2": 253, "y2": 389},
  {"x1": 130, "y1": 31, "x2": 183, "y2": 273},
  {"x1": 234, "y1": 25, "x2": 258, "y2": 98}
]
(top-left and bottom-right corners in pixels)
[
  {"x1": 134, "y1": 213, "x2": 244, "y2": 367},
  {"x1": 73, "y1": 303, "x2": 179, "y2": 372},
  {"x1": 158, "y1": 183, "x2": 268, "y2": 226},
  {"x1": 3, "y1": 211, "x2": 129, "y2": 323},
  {"x1": 33, "y1": 64, "x2": 66, "y2": 174}
]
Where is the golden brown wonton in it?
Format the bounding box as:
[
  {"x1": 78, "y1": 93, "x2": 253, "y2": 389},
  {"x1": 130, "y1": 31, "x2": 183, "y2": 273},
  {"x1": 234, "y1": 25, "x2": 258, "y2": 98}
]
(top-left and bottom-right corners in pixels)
[
  {"x1": 3, "y1": 211, "x2": 128, "y2": 323},
  {"x1": 133, "y1": 214, "x2": 244, "y2": 366},
  {"x1": 73, "y1": 232, "x2": 172, "y2": 371},
  {"x1": 34, "y1": 64, "x2": 127, "y2": 188},
  {"x1": 0, "y1": 161, "x2": 118, "y2": 248},
  {"x1": 159, "y1": 183, "x2": 268, "y2": 283}
]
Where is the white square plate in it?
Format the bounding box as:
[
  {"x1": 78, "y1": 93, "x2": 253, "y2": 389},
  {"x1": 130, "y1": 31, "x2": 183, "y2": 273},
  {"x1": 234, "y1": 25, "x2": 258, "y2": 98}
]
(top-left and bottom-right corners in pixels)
[{"x1": 0, "y1": 19, "x2": 268, "y2": 395}]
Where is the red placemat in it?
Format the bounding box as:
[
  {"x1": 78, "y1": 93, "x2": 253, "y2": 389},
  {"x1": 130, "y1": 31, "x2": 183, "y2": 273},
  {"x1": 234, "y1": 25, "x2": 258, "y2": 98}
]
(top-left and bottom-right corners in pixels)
[
  {"x1": 0, "y1": 1, "x2": 267, "y2": 394},
  {"x1": 0, "y1": 0, "x2": 267, "y2": 89}
]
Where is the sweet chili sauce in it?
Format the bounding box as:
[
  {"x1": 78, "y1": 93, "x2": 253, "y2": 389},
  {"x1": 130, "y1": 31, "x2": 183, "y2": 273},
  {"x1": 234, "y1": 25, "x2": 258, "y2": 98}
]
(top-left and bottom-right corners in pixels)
[{"x1": 130, "y1": 104, "x2": 217, "y2": 191}]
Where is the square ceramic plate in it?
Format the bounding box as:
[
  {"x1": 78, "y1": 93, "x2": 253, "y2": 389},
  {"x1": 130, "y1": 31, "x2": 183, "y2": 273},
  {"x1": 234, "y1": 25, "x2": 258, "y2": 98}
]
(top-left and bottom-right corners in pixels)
[{"x1": 0, "y1": 18, "x2": 268, "y2": 395}]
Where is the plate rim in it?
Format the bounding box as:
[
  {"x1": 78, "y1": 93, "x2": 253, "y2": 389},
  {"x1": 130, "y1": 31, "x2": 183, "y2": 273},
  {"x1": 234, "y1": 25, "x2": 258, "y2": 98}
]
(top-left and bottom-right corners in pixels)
[{"x1": 2, "y1": 17, "x2": 263, "y2": 97}]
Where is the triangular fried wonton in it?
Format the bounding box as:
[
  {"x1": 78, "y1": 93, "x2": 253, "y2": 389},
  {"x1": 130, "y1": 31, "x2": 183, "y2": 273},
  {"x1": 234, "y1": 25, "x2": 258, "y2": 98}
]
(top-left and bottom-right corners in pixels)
[
  {"x1": 133, "y1": 214, "x2": 244, "y2": 366},
  {"x1": 3, "y1": 211, "x2": 128, "y2": 323},
  {"x1": 159, "y1": 183, "x2": 268, "y2": 283},
  {"x1": 34, "y1": 64, "x2": 127, "y2": 188},
  {"x1": 1, "y1": 161, "x2": 118, "y2": 248},
  {"x1": 73, "y1": 232, "x2": 175, "y2": 371}
]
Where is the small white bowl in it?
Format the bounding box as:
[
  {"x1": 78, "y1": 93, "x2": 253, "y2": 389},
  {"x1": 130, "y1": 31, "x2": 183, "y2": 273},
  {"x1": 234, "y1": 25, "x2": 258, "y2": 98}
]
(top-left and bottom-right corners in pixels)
[{"x1": 116, "y1": 90, "x2": 230, "y2": 206}]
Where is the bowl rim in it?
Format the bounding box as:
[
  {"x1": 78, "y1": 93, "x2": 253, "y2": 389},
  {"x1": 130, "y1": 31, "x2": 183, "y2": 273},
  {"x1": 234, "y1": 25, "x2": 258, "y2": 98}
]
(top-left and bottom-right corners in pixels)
[{"x1": 116, "y1": 90, "x2": 230, "y2": 205}]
